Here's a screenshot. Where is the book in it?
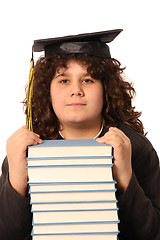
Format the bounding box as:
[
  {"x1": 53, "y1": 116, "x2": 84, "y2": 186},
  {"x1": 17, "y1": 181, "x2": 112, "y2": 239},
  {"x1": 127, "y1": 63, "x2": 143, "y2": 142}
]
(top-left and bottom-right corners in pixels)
[
  {"x1": 27, "y1": 156, "x2": 113, "y2": 166},
  {"x1": 32, "y1": 221, "x2": 119, "y2": 234},
  {"x1": 30, "y1": 189, "x2": 117, "y2": 203},
  {"x1": 28, "y1": 139, "x2": 112, "y2": 158},
  {"x1": 32, "y1": 209, "x2": 119, "y2": 224},
  {"x1": 27, "y1": 165, "x2": 113, "y2": 184},
  {"x1": 31, "y1": 200, "x2": 118, "y2": 212},
  {"x1": 29, "y1": 182, "x2": 116, "y2": 193},
  {"x1": 32, "y1": 233, "x2": 119, "y2": 240}
]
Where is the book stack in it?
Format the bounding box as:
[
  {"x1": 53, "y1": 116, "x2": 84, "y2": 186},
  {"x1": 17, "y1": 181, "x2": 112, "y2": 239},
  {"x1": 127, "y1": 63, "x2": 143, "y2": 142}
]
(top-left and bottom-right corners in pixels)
[{"x1": 27, "y1": 139, "x2": 119, "y2": 240}]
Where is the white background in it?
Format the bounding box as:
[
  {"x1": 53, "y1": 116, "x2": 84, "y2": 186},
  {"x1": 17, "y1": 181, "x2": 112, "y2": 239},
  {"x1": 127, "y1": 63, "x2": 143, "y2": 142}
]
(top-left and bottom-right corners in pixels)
[{"x1": 0, "y1": 0, "x2": 160, "y2": 171}]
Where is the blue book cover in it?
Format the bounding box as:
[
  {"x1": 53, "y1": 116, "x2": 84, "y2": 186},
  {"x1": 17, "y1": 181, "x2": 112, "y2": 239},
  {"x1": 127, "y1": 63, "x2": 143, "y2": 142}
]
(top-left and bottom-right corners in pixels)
[
  {"x1": 29, "y1": 188, "x2": 117, "y2": 194},
  {"x1": 32, "y1": 220, "x2": 120, "y2": 226},
  {"x1": 29, "y1": 139, "x2": 111, "y2": 148},
  {"x1": 32, "y1": 231, "x2": 120, "y2": 236}
]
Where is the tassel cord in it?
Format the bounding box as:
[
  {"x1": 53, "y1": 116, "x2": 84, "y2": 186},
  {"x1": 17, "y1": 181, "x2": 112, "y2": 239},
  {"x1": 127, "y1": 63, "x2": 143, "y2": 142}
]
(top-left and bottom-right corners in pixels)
[{"x1": 26, "y1": 59, "x2": 34, "y2": 131}]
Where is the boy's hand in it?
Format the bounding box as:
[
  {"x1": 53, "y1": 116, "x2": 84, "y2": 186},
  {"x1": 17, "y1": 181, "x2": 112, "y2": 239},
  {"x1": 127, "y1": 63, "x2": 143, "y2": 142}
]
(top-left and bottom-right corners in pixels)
[
  {"x1": 6, "y1": 126, "x2": 42, "y2": 196},
  {"x1": 97, "y1": 127, "x2": 132, "y2": 193}
]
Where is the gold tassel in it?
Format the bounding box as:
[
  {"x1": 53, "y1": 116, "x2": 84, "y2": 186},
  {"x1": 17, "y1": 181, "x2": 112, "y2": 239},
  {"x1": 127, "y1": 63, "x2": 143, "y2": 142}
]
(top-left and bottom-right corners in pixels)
[{"x1": 26, "y1": 58, "x2": 34, "y2": 131}]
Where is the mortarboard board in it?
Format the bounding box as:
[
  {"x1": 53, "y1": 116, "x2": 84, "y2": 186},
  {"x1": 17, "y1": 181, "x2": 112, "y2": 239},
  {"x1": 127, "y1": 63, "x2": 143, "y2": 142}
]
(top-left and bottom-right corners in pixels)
[
  {"x1": 32, "y1": 29, "x2": 123, "y2": 59},
  {"x1": 27, "y1": 29, "x2": 123, "y2": 131}
]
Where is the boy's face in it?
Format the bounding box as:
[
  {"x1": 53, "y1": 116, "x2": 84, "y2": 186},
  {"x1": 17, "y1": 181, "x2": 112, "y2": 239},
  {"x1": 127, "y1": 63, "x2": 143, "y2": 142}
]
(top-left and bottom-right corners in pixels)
[{"x1": 50, "y1": 60, "x2": 104, "y2": 129}]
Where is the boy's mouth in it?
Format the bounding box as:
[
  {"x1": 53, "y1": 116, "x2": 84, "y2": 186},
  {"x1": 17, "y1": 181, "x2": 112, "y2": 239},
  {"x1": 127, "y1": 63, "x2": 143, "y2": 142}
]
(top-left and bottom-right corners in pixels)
[{"x1": 67, "y1": 102, "x2": 86, "y2": 106}]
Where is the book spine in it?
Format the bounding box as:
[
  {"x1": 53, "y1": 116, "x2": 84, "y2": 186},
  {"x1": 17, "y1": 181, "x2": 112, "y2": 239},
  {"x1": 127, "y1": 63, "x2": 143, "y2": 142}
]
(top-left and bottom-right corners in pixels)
[
  {"x1": 32, "y1": 231, "x2": 120, "y2": 236},
  {"x1": 26, "y1": 164, "x2": 113, "y2": 168},
  {"x1": 32, "y1": 220, "x2": 120, "y2": 225},
  {"x1": 29, "y1": 181, "x2": 116, "y2": 185},
  {"x1": 31, "y1": 208, "x2": 119, "y2": 213},
  {"x1": 30, "y1": 200, "x2": 118, "y2": 204},
  {"x1": 27, "y1": 156, "x2": 113, "y2": 160},
  {"x1": 29, "y1": 189, "x2": 117, "y2": 194}
]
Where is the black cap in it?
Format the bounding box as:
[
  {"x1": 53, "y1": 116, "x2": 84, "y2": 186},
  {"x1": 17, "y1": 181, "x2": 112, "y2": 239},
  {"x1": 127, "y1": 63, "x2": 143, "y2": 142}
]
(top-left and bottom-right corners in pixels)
[{"x1": 33, "y1": 29, "x2": 123, "y2": 59}]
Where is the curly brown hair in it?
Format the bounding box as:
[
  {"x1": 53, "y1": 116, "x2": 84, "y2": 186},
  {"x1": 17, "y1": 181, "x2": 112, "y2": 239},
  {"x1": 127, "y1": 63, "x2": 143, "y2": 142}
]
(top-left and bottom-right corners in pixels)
[{"x1": 24, "y1": 53, "x2": 144, "y2": 139}]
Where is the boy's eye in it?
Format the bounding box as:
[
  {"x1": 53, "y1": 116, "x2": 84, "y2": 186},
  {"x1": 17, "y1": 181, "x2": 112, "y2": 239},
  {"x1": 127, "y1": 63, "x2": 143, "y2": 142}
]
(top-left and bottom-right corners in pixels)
[
  {"x1": 60, "y1": 79, "x2": 69, "y2": 84},
  {"x1": 83, "y1": 79, "x2": 94, "y2": 83}
]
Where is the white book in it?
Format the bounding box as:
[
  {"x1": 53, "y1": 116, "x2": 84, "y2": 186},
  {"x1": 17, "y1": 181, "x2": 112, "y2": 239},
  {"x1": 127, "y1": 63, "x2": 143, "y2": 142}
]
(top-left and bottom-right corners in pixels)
[
  {"x1": 30, "y1": 190, "x2": 116, "y2": 203},
  {"x1": 27, "y1": 165, "x2": 113, "y2": 184},
  {"x1": 32, "y1": 233, "x2": 119, "y2": 240},
  {"x1": 32, "y1": 209, "x2": 119, "y2": 224},
  {"x1": 31, "y1": 201, "x2": 118, "y2": 212},
  {"x1": 29, "y1": 182, "x2": 116, "y2": 193},
  {"x1": 28, "y1": 139, "x2": 112, "y2": 158},
  {"x1": 32, "y1": 221, "x2": 119, "y2": 234},
  {"x1": 27, "y1": 157, "x2": 113, "y2": 167}
]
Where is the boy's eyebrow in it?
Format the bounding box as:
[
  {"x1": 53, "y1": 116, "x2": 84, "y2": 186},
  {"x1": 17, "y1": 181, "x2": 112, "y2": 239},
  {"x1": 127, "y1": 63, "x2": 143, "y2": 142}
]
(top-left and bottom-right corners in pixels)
[
  {"x1": 55, "y1": 72, "x2": 91, "y2": 79},
  {"x1": 55, "y1": 72, "x2": 67, "y2": 78}
]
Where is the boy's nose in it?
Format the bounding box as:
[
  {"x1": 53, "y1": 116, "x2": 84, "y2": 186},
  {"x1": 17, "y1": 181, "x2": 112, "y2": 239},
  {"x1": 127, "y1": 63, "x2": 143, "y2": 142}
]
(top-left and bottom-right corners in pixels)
[
  {"x1": 71, "y1": 84, "x2": 84, "y2": 96},
  {"x1": 71, "y1": 90, "x2": 83, "y2": 96}
]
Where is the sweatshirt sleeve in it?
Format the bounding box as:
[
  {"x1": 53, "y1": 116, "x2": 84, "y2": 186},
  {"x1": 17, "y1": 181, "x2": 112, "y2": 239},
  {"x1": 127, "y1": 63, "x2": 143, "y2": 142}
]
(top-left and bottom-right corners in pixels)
[
  {"x1": 0, "y1": 157, "x2": 32, "y2": 240},
  {"x1": 116, "y1": 147, "x2": 160, "y2": 240}
]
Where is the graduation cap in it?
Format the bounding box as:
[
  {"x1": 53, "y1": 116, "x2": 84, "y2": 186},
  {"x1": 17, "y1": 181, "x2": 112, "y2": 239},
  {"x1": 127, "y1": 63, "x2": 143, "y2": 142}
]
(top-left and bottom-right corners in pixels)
[
  {"x1": 27, "y1": 29, "x2": 123, "y2": 131},
  {"x1": 33, "y1": 29, "x2": 123, "y2": 59}
]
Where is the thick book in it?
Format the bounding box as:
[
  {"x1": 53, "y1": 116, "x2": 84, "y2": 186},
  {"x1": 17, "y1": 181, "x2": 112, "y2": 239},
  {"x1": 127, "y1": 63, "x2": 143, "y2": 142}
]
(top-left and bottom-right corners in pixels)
[
  {"x1": 27, "y1": 164, "x2": 113, "y2": 184},
  {"x1": 30, "y1": 189, "x2": 117, "y2": 203},
  {"x1": 27, "y1": 139, "x2": 112, "y2": 158},
  {"x1": 32, "y1": 221, "x2": 119, "y2": 235},
  {"x1": 29, "y1": 182, "x2": 116, "y2": 193},
  {"x1": 32, "y1": 233, "x2": 119, "y2": 240},
  {"x1": 31, "y1": 201, "x2": 118, "y2": 212},
  {"x1": 27, "y1": 157, "x2": 113, "y2": 167},
  {"x1": 32, "y1": 209, "x2": 119, "y2": 224}
]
